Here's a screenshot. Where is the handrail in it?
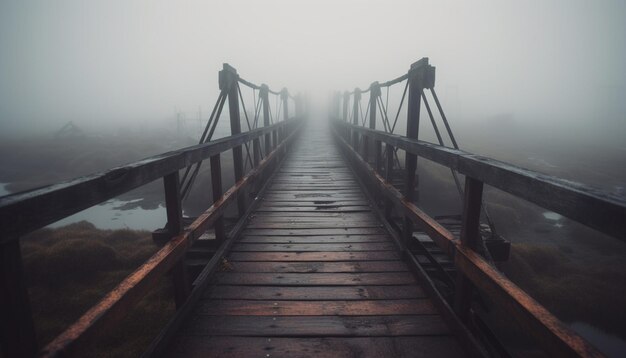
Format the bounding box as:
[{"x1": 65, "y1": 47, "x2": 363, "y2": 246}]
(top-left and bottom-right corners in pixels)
[
  {"x1": 339, "y1": 122, "x2": 626, "y2": 241},
  {"x1": 331, "y1": 119, "x2": 609, "y2": 357},
  {"x1": 0, "y1": 121, "x2": 289, "y2": 243}
]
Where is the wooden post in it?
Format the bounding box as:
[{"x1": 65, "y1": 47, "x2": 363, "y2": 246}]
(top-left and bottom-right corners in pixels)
[
  {"x1": 454, "y1": 176, "x2": 484, "y2": 322},
  {"x1": 260, "y1": 85, "x2": 271, "y2": 157},
  {"x1": 352, "y1": 88, "x2": 361, "y2": 149},
  {"x1": 210, "y1": 154, "x2": 225, "y2": 244},
  {"x1": 220, "y1": 63, "x2": 246, "y2": 217},
  {"x1": 1, "y1": 239, "x2": 38, "y2": 358},
  {"x1": 365, "y1": 82, "x2": 379, "y2": 163},
  {"x1": 281, "y1": 89, "x2": 289, "y2": 156},
  {"x1": 342, "y1": 91, "x2": 350, "y2": 139},
  {"x1": 402, "y1": 58, "x2": 436, "y2": 247},
  {"x1": 384, "y1": 144, "x2": 395, "y2": 219},
  {"x1": 162, "y1": 172, "x2": 190, "y2": 308}
]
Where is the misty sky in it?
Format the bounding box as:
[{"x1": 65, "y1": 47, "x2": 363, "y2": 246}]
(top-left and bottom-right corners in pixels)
[{"x1": 1, "y1": 0, "x2": 625, "y2": 138}]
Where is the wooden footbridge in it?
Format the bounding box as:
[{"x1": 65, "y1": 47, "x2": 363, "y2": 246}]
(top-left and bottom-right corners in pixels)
[{"x1": 1, "y1": 60, "x2": 625, "y2": 357}]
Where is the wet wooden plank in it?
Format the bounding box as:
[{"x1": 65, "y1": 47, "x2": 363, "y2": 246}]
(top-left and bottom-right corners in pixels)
[
  {"x1": 228, "y1": 251, "x2": 401, "y2": 262},
  {"x1": 223, "y1": 261, "x2": 409, "y2": 273},
  {"x1": 231, "y1": 243, "x2": 396, "y2": 252},
  {"x1": 213, "y1": 272, "x2": 417, "y2": 285},
  {"x1": 166, "y1": 336, "x2": 465, "y2": 358},
  {"x1": 180, "y1": 315, "x2": 450, "y2": 336},
  {"x1": 204, "y1": 285, "x2": 425, "y2": 300},
  {"x1": 239, "y1": 235, "x2": 390, "y2": 243},
  {"x1": 255, "y1": 206, "x2": 371, "y2": 212},
  {"x1": 258, "y1": 201, "x2": 370, "y2": 207},
  {"x1": 244, "y1": 222, "x2": 382, "y2": 229},
  {"x1": 251, "y1": 211, "x2": 371, "y2": 217},
  {"x1": 242, "y1": 228, "x2": 387, "y2": 236},
  {"x1": 197, "y1": 299, "x2": 437, "y2": 316}
]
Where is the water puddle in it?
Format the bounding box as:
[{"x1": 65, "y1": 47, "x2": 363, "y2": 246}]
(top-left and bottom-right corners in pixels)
[{"x1": 49, "y1": 198, "x2": 166, "y2": 231}]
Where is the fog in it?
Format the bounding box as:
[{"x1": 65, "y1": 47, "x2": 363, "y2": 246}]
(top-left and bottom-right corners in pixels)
[{"x1": 0, "y1": 0, "x2": 624, "y2": 138}]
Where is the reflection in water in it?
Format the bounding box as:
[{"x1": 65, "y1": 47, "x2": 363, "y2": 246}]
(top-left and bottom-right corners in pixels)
[
  {"x1": 569, "y1": 321, "x2": 626, "y2": 358},
  {"x1": 49, "y1": 199, "x2": 166, "y2": 230}
]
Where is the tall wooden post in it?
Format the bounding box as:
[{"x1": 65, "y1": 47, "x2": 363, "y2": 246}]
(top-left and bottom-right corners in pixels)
[
  {"x1": 281, "y1": 89, "x2": 289, "y2": 156},
  {"x1": 402, "y1": 58, "x2": 436, "y2": 246},
  {"x1": 454, "y1": 176, "x2": 484, "y2": 322},
  {"x1": 352, "y1": 88, "x2": 361, "y2": 149},
  {"x1": 260, "y1": 85, "x2": 271, "y2": 154},
  {"x1": 220, "y1": 63, "x2": 246, "y2": 217},
  {"x1": 1, "y1": 239, "x2": 38, "y2": 358},
  {"x1": 365, "y1": 82, "x2": 379, "y2": 163}
]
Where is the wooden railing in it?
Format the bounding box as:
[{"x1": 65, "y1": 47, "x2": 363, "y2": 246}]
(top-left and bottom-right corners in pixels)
[
  {"x1": 330, "y1": 59, "x2": 625, "y2": 357},
  {"x1": 0, "y1": 64, "x2": 304, "y2": 357}
]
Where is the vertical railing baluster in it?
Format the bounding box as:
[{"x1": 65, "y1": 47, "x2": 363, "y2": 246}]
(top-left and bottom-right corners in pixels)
[
  {"x1": 210, "y1": 154, "x2": 225, "y2": 243},
  {"x1": 384, "y1": 143, "x2": 395, "y2": 219},
  {"x1": 162, "y1": 172, "x2": 190, "y2": 308},
  {"x1": 0, "y1": 239, "x2": 38, "y2": 357},
  {"x1": 454, "y1": 176, "x2": 484, "y2": 322}
]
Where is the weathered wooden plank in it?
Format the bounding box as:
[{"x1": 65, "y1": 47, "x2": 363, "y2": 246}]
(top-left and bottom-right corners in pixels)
[
  {"x1": 243, "y1": 228, "x2": 387, "y2": 236},
  {"x1": 258, "y1": 201, "x2": 369, "y2": 207},
  {"x1": 180, "y1": 315, "x2": 450, "y2": 336},
  {"x1": 244, "y1": 222, "x2": 381, "y2": 229},
  {"x1": 238, "y1": 235, "x2": 390, "y2": 243},
  {"x1": 197, "y1": 299, "x2": 437, "y2": 316},
  {"x1": 213, "y1": 272, "x2": 417, "y2": 285},
  {"x1": 247, "y1": 217, "x2": 378, "y2": 224},
  {"x1": 228, "y1": 251, "x2": 401, "y2": 262},
  {"x1": 166, "y1": 336, "x2": 465, "y2": 358},
  {"x1": 204, "y1": 285, "x2": 425, "y2": 300},
  {"x1": 252, "y1": 210, "x2": 368, "y2": 217},
  {"x1": 231, "y1": 243, "x2": 396, "y2": 252},
  {"x1": 223, "y1": 261, "x2": 409, "y2": 273},
  {"x1": 255, "y1": 206, "x2": 371, "y2": 212}
]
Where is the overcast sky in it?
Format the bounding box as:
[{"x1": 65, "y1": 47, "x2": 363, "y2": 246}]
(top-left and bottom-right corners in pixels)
[{"x1": 0, "y1": 0, "x2": 625, "y2": 137}]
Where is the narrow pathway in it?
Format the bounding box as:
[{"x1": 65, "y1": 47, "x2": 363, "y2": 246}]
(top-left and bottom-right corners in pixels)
[{"x1": 166, "y1": 121, "x2": 466, "y2": 357}]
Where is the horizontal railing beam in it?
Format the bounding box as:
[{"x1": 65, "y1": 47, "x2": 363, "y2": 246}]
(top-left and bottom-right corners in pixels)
[
  {"x1": 0, "y1": 121, "x2": 294, "y2": 242},
  {"x1": 336, "y1": 120, "x2": 626, "y2": 241}
]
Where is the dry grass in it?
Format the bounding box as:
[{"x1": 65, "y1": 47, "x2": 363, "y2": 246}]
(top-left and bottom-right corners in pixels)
[
  {"x1": 21, "y1": 222, "x2": 175, "y2": 357},
  {"x1": 502, "y1": 243, "x2": 626, "y2": 338}
]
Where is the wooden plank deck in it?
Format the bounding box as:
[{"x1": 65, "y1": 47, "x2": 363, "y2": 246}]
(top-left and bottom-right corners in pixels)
[{"x1": 165, "y1": 123, "x2": 466, "y2": 357}]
